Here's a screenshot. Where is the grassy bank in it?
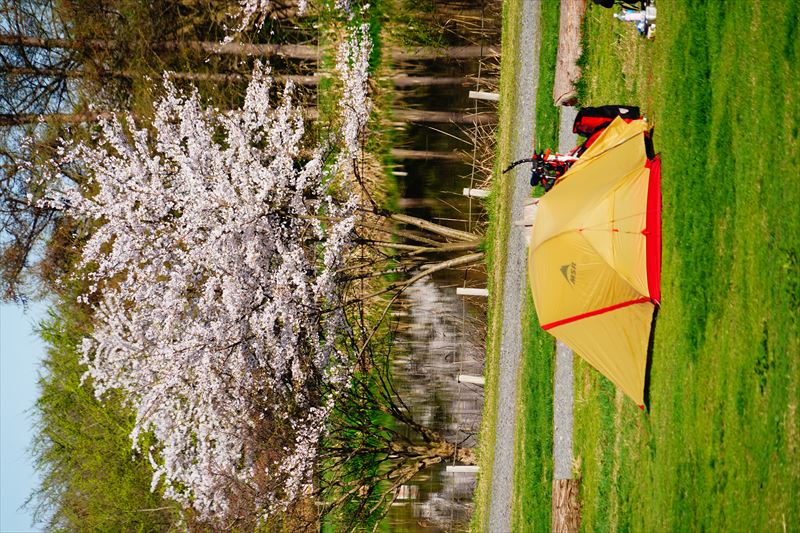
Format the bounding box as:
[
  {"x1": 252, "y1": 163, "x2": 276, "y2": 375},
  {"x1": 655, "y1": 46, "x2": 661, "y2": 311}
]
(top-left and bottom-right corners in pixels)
[
  {"x1": 470, "y1": 0, "x2": 524, "y2": 527},
  {"x1": 575, "y1": 3, "x2": 799, "y2": 531}
]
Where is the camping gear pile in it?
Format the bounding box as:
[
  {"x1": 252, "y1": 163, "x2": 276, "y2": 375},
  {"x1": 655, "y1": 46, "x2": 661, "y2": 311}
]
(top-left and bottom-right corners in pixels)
[
  {"x1": 502, "y1": 150, "x2": 578, "y2": 191},
  {"x1": 526, "y1": 107, "x2": 661, "y2": 408},
  {"x1": 504, "y1": 105, "x2": 648, "y2": 192}
]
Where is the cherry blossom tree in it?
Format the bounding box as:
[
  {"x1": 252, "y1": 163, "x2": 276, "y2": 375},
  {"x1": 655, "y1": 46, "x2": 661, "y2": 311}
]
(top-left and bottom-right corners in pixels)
[
  {"x1": 44, "y1": 13, "x2": 484, "y2": 525},
  {"x1": 51, "y1": 63, "x2": 357, "y2": 520},
  {"x1": 226, "y1": 0, "x2": 309, "y2": 40}
]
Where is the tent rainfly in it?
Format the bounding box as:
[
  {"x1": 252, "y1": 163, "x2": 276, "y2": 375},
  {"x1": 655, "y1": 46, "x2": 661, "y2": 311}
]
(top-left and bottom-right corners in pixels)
[{"x1": 527, "y1": 117, "x2": 661, "y2": 407}]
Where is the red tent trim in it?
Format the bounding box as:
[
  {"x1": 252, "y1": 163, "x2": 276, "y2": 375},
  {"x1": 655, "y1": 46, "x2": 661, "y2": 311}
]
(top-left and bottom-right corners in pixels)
[
  {"x1": 645, "y1": 155, "x2": 662, "y2": 305},
  {"x1": 541, "y1": 297, "x2": 652, "y2": 331}
]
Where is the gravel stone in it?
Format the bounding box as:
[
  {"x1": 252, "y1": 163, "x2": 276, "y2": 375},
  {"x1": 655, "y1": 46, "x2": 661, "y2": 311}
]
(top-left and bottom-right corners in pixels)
[{"x1": 487, "y1": 1, "x2": 541, "y2": 530}]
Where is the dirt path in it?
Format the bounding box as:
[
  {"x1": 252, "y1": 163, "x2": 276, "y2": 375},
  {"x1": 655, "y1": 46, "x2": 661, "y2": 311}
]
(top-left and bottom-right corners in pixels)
[
  {"x1": 488, "y1": 8, "x2": 580, "y2": 530},
  {"x1": 487, "y1": 1, "x2": 541, "y2": 530}
]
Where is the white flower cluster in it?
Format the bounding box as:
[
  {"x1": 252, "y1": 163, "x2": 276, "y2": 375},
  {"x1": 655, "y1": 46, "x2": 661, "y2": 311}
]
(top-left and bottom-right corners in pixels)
[
  {"x1": 334, "y1": 0, "x2": 352, "y2": 13},
  {"x1": 228, "y1": 0, "x2": 308, "y2": 39},
  {"x1": 228, "y1": 0, "x2": 270, "y2": 37},
  {"x1": 58, "y1": 65, "x2": 355, "y2": 518},
  {"x1": 335, "y1": 23, "x2": 373, "y2": 164}
]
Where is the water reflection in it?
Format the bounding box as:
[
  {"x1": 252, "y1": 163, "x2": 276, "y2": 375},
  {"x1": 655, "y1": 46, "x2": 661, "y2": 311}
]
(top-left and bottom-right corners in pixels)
[
  {"x1": 381, "y1": 4, "x2": 498, "y2": 525},
  {"x1": 384, "y1": 271, "x2": 485, "y2": 531}
]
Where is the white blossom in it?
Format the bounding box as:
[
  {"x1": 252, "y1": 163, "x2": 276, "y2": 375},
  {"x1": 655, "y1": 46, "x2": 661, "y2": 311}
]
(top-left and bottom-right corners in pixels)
[
  {"x1": 334, "y1": 0, "x2": 352, "y2": 14},
  {"x1": 227, "y1": 0, "x2": 307, "y2": 40},
  {"x1": 335, "y1": 23, "x2": 373, "y2": 164},
  {"x1": 227, "y1": 0, "x2": 270, "y2": 38},
  {"x1": 57, "y1": 64, "x2": 356, "y2": 519}
]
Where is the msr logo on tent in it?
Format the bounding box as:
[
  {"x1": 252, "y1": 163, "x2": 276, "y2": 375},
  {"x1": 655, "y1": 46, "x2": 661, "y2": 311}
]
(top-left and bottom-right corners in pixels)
[{"x1": 560, "y1": 262, "x2": 577, "y2": 286}]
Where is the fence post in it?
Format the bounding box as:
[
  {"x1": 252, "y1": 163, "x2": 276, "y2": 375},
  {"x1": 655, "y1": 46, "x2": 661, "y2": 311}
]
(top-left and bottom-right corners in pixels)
[
  {"x1": 457, "y1": 374, "x2": 485, "y2": 386},
  {"x1": 456, "y1": 287, "x2": 489, "y2": 297},
  {"x1": 462, "y1": 188, "x2": 490, "y2": 198},
  {"x1": 446, "y1": 465, "x2": 480, "y2": 473},
  {"x1": 468, "y1": 90, "x2": 500, "y2": 102}
]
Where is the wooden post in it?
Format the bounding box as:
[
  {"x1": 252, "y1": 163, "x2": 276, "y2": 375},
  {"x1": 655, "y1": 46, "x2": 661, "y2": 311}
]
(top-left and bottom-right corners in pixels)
[
  {"x1": 396, "y1": 485, "x2": 419, "y2": 500},
  {"x1": 462, "y1": 188, "x2": 490, "y2": 198},
  {"x1": 457, "y1": 374, "x2": 485, "y2": 386},
  {"x1": 456, "y1": 287, "x2": 489, "y2": 297},
  {"x1": 468, "y1": 90, "x2": 500, "y2": 102},
  {"x1": 446, "y1": 465, "x2": 479, "y2": 473}
]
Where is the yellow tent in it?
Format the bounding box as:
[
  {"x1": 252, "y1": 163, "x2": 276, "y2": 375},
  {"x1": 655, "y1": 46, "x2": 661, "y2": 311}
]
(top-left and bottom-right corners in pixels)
[{"x1": 527, "y1": 117, "x2": 661, "y2": 407}]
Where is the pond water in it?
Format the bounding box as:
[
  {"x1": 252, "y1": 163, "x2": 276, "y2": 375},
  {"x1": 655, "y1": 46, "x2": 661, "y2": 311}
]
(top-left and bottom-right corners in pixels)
[
  {"x1": 382, "y1": 89, "x2": 493, "y2": 532},
  {"x1": 363, "y1": 4, "x2": 500, "y2": 526},
  {"x1": 383, "y1": 272, "x2": 485, "y2": 531}
]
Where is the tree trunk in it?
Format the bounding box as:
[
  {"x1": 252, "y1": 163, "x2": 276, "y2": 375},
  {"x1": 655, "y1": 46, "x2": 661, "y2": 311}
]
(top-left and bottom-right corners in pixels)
[
  {"x1": 0, "y1": 34, "x2": 321, "y2": 59},
  {"x1": 2, "y1": 109, "x2": 496, "y2": 127},
  {"x1": 387, "y1": 75, "x2": 468, "y2": 87},
  {"x1": 0, "y1": 112, "x2": 108, "y2": 127},
  {"x1": 393, "y1": 45, "x2": 499, "y2": 60},
  {"x1": 0, "y1": 35, "x2": 498, "y2": 61},
  {"x1": 391, "y1": 440, "x2": 476, "y2": 465},
  {"x1": 3, "y1": 66, "x2": 472, "y2": 90},
  {"x1": 389, "y1": 213, "x2": 478, "y2": 242},
  {"x1": 553, "y1": 0, "x2": 586, "y2": 106},
  {"x1": 395, "y1": 252, "x2": 484, "y2": 289},
  {"x1": 1, "y1": 66, "x2": 323, "y2": 86},
  {"x1": 388, "y1": 109, "x2": 496, "y2": 125},
  {"x1": 372, "y1": 239, "x2": 480, "y2": 256},
  {"x1": 305, "y1": 108, "x2": 495, "y2": 125},
  {"x1": 353, "y1": 251, "x2": 484, "y2": 303},
  {"x1": 389, "y1": 148, "x2": 467, "y2": 161},
  {"x1": 552, "y1": 479, "x2": 581, "y2": 533}
]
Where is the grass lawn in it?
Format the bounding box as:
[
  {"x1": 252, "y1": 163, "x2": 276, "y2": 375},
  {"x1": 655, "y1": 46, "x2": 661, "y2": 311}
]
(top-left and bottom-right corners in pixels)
[{"x1": 575, "y1": 3, "x2": 799, "y2": 531}]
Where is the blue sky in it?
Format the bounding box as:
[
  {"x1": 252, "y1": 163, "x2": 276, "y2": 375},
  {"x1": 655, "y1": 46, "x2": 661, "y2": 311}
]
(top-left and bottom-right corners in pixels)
[{"x1": 1, "y1": 302, "x2": 46, "y2": 533}]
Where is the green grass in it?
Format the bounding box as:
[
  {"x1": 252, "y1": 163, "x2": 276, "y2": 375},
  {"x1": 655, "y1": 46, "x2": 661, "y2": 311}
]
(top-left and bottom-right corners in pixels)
[
  {"x1": 532, "y1": 1, "x2": 563, "y2": 154},
  {"x1": 511, "y1": 291, "x2": 555, "y2": 532},
  {"x1": 575, "y1": 3, "x2": 799, "y2": 531}
]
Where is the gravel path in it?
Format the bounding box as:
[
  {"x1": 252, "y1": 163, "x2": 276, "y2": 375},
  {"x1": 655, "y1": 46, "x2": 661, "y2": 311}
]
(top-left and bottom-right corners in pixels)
[
  {"x1": 488, "y1": 12, "x2": 581, "y2": 529},
  {"x1": 487, "y1": 1, "x2": 541, "y2": 530}
]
